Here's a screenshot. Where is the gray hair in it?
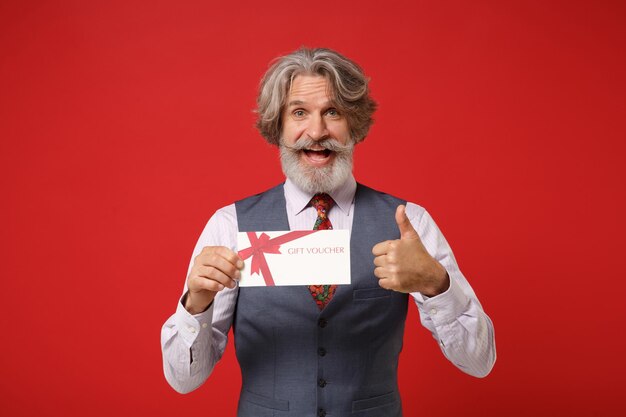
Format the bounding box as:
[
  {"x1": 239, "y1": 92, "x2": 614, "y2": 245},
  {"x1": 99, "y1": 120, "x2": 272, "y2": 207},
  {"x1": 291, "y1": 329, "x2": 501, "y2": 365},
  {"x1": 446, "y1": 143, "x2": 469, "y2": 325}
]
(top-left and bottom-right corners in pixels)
[{"x1": 255, "y1": 47, "x2": 377, "y2": 145}]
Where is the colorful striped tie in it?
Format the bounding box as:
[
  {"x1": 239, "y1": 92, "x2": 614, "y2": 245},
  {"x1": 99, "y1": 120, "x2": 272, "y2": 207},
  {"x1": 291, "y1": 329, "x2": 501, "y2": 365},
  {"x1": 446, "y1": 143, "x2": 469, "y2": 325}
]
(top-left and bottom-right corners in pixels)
[{"x1": 308, "y1": 193, "x2": 337, "y2": 309}]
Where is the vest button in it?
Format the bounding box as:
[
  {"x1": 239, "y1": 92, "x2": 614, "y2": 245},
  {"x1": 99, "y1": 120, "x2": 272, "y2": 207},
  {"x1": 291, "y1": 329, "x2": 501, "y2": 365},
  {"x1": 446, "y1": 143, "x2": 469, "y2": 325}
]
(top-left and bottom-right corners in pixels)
[
  {"x1": 318, "y1": 347, "x2": 326, "y2": 356},
  {"x1": 318, "y1": 318, "x2": 327, "y2": 328},
  {"x1": 318, "y1": 378, "x2": 327, "y2": 388},
  {"x1": 318, "y1": 409, "x2": 327, "y2": 417}
]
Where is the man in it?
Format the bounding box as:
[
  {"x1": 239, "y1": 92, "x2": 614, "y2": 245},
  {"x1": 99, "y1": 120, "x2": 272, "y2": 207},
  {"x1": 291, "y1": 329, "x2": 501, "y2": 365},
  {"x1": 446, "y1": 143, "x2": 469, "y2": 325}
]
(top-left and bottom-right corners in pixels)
[{"x1": 161, "y1": 47, "x2": 496, "y2": 416}]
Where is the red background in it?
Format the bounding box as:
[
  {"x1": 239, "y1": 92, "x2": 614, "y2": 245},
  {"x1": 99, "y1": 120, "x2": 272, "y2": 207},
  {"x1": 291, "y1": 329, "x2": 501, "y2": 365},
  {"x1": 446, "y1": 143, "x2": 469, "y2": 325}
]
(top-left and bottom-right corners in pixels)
[{"x1": 1, "y1": 1, "x2": 625, "y2": 416}]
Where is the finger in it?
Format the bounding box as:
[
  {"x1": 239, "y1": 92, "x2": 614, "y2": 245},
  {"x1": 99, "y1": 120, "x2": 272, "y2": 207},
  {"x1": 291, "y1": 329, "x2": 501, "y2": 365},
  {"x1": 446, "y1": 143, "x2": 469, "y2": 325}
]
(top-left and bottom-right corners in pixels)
[
  {"x1": 203, "y1": 253, "x2": 241, "y2": 281},
  {"x1": 215, "y1": 246, "x2": 245, "y2": 269},
  {"x1": 373, "y1": 255, "x2": 387, "y2": 268},
  {"x1": 377, "y1": 277, "x2": 392, "y2": 290},
  {"x1": 395, "y1": 205, "x2": 419, "y2": 240},
  {"x1": 372, "y1": 240, "x2": 393, "y2": 256},
  {"x1": 197, "y1": 251, "x2": 242, "y2": 280},
  {"x1": 195, "y1": 265, "x2": 237, "y2": 289},
  {"x1": 373, "y1": 266, "x2": 387, "y2": 279},
  {"x1": 189, "y1": 274, "x2": 225, "y2": 292}
]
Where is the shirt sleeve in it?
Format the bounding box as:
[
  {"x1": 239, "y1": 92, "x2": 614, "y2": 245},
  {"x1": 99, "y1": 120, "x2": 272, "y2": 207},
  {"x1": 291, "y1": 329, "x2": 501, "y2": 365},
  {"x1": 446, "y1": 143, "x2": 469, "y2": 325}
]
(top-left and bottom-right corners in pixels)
[
  {"x1": 160, "y1": 204, "x2": 239, "y2": 393},
  {"x1": 405, "y1": 203, "x2": 496, "y2": 377}
]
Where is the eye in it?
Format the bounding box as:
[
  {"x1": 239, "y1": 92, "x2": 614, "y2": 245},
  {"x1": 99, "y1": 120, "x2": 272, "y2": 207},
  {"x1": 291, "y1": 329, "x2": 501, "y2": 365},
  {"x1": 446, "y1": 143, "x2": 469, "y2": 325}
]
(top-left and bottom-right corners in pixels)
[
  {"x1": 293, "y1": 109, "x2": 306, "y2": 118},
  {"x1": 325, "y1": 108, "x2": 340, "y2": 117}
]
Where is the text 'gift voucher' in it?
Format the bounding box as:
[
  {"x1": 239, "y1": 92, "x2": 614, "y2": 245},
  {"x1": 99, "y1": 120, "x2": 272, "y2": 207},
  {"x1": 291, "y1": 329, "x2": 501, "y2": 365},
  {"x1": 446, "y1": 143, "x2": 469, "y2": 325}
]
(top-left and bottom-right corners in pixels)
[{"x1": 237, "y1": 230, "x2": 351, "y2": 287}]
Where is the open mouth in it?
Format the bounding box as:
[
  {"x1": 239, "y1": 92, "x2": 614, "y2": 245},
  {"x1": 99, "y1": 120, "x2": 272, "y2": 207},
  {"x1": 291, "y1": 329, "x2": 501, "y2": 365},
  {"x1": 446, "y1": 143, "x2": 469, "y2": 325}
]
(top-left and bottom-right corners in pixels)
[{"x1": 302, "y1": 149, "x2": 334, "y2": 165}]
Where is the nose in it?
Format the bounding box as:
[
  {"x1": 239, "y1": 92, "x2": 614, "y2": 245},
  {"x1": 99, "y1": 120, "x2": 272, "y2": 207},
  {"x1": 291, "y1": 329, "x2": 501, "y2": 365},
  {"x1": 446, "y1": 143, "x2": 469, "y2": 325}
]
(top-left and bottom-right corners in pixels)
[{"x1": 305, "y1": 113, "x2": 330, "y2": 141}]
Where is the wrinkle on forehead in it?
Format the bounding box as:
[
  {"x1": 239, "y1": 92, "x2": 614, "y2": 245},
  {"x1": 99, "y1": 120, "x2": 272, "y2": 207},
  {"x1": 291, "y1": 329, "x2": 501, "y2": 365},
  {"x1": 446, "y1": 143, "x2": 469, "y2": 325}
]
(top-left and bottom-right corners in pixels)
[{"x1": 287, "y1": 74, "x2": 335, "y2": 103}]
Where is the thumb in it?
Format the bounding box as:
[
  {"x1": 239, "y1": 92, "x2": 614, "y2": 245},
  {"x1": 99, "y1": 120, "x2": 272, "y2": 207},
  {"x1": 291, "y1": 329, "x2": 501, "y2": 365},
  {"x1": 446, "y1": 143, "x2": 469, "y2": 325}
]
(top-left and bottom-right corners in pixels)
[{"x1": 395, "y1": 205, "x2": 419, "y2": 240}]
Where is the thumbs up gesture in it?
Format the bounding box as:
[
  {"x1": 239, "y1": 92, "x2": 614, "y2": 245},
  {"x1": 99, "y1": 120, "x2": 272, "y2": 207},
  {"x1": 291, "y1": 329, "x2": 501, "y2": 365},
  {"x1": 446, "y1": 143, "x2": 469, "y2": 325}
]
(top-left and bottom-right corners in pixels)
[{"x1": 372, "y1": 205, "x2": 450, "y2": 296}]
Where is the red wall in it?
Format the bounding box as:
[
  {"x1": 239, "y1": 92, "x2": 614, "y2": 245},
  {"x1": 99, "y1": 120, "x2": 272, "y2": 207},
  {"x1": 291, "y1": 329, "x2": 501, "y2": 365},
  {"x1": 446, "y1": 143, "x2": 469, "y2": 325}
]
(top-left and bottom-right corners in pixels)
[{"x1": 1, "y1": 1, "x2": 625, "y2": 416}]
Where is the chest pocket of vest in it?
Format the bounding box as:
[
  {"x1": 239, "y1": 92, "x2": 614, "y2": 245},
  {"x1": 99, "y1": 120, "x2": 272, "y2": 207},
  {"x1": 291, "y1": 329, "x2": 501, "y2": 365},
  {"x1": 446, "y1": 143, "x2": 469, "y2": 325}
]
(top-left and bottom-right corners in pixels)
[{"x1": 353, "y1": 287, "x2": 392, "y2": 300}]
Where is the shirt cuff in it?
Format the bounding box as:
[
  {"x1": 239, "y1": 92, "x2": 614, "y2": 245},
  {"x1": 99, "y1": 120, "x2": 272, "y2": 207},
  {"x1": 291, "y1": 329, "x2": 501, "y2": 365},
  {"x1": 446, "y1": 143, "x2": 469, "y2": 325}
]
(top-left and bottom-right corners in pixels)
[
  {"x1": 174, "y1": 294, "x2": 214, "y2": 349},
  {"x1": 420, "y1": 275, "x2": 470, "y2": 326}
]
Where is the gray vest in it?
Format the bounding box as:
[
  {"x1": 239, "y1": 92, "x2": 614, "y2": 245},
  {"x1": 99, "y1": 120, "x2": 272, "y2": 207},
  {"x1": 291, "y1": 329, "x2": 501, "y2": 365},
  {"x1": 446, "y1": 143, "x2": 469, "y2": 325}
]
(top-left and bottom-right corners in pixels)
[{"x1": 234, "y1": 183, "x2": 408, "y2": 417}]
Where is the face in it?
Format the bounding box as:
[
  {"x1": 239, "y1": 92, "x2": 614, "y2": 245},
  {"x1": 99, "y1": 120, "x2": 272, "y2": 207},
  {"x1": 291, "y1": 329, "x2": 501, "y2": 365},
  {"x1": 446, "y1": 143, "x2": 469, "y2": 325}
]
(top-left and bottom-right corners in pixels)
[{"x1": 279, "y1": 75, "x2": 354, "y2": 194}]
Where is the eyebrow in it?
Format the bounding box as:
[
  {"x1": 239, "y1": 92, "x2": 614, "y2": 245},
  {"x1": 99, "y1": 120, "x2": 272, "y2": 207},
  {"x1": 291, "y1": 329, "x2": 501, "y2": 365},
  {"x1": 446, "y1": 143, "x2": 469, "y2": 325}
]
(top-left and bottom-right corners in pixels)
[{"x1": 286, "y1": 99, "x2": 336, "y2": 107}]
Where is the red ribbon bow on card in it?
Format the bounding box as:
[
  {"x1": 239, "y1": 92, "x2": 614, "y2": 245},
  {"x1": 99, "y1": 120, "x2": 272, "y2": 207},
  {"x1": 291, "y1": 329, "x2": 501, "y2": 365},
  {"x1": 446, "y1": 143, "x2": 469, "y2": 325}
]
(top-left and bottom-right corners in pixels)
[{"x1": 238, "y1": 231, "x2": 317, "y2": 286}]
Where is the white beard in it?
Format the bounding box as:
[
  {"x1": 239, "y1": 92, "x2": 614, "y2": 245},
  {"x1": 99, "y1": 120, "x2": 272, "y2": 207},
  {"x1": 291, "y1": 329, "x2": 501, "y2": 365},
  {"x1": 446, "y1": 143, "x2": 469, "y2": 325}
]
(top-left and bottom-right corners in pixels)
[{"x1": 279, "y1": 137, "x2": 354, "y2": 194}]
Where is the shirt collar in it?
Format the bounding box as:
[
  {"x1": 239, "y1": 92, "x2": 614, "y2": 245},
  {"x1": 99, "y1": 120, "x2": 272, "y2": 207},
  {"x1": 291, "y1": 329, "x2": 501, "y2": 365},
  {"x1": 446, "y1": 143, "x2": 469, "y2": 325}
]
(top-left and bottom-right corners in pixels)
[{"x1": 284, "y1": 174, "x2": 356, "y2": 216}]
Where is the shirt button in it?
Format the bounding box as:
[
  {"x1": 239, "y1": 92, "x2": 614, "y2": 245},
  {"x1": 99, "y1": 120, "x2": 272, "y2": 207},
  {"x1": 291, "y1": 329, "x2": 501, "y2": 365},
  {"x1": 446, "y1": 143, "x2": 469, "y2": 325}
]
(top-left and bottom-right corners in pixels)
[
  {"x1": 430, "y1": 308, "x2": 437, "y2": 316},
  {"x1": 188, "y1": 326, "x2": 196, "y2": 334},
  {"x1": 318, "y1": 378, "x2": 327, "y2": 388},
  {"x1": 201, "y1": 323, "x2": 208, "y2": 329},
  {"x1": 318, "y1": 347, "x2": 326, "y2": 357},
  {"x1": 318, "y1": 409, "x2": 327, "y2": 417},
  {"x1": 318, "y1": 318, "x2": 328, "y2": 328}
]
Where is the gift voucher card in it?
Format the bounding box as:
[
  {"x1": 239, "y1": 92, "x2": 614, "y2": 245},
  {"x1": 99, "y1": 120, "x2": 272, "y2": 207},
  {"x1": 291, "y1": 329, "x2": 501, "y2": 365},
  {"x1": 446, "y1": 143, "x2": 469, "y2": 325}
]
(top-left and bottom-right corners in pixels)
[{"x1": 237, "y1": 230, "x2": 351, "y2": 287}]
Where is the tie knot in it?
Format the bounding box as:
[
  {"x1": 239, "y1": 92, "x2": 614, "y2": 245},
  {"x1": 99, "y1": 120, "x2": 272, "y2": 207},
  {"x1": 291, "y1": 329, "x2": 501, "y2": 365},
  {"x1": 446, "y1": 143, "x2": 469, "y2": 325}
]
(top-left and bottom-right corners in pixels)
[{"x1": 310, "y1": 193, "x2": 334, "y2": 216}]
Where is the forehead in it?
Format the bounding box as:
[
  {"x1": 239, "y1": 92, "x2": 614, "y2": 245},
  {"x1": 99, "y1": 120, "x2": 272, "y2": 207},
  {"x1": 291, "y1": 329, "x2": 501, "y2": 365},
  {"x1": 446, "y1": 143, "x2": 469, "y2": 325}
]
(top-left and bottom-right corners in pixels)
[{"x1": 287, "y1": 74, "x2": 333, "y2": 103}]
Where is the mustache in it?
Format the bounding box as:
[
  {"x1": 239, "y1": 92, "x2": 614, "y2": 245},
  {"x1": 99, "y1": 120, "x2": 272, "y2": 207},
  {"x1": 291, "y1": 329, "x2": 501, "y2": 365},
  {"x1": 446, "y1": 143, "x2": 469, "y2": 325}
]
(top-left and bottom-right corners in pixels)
[{"x1": 280, "y1": 137, "x2": 353, "y2": 153}]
